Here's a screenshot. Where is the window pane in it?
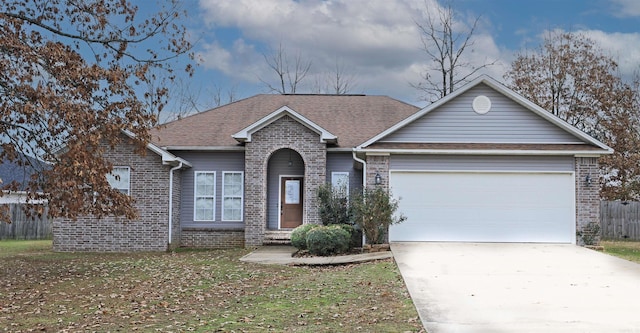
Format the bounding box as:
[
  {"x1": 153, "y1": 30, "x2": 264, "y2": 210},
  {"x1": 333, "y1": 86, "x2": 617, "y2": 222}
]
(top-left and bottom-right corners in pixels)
[
  {"x1": 196, "y1": 173, "x2": 215, "y2": 196},
  {"x1": 224, "y1": 173, "x2": 242, "y2": 196},
  {"x1": 195, "y1": 197, "x2": 214, "y2": 220},
  {"x1": 222, "y1": 172, "x2": 243, "y2": 221},
  {"x1": 332, "y1": 172, "x2": 349, "y2": 196},
  {"x1": 107, "y1": 167, "x2": 130, "y2": 194},
  {"x1": 224, "y1": 198, "x2": 241, "y2": 220}
]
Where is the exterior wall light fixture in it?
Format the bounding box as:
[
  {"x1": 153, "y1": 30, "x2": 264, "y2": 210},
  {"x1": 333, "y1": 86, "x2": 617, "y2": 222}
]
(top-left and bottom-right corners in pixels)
[{"x1": 375, "y1": 172, "x2": 382, "y2": 185}]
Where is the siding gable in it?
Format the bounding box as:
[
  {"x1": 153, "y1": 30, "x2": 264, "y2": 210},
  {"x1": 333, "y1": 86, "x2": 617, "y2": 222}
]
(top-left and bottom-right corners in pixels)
[{"x1": 381, "y1": 83, "x2": 584, "y2": 144}]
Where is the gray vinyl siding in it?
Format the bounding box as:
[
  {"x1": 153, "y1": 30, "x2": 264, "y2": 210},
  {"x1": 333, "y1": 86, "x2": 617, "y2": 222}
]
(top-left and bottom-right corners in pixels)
[
  {"x1": 174, "y1": 151, "x2": 245, "y2": 229},
  {"x1": 382, "y1": 84, "x2": 583, "y2": 144},
  {"x1": 326, "y1": 152, "x2": 363, "y2": 193},
  {"x1": 267, "y1": 149, "x2": 304, "y2": 230},
  {"x1": 390, "y1": 155, "x2": 575, "y2": 172}
]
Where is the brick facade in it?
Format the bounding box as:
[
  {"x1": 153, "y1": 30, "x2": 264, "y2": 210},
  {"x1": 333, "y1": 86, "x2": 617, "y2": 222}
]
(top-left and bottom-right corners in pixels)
[
  {"x1": 181, "y1": 228, "x2": 245, "y2": 248},
  {"x1": 244, "y1": 116, "x2": 326, "y2": 246},
  {"x1": 365, "y1": 154, "x2": 390, "y2": 189},
  {"x1": 53, "y1": 138, "x2": 179, "y2": 252},
  {"x1": 575, "y1": 157, "x2": 601, "y2": 245}
]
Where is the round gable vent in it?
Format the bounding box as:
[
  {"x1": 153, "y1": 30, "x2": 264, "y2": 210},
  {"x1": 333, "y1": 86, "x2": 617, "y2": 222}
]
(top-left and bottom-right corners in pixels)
[{"x1": 472, "y1": 95, "x2": 491, "y2": 114}]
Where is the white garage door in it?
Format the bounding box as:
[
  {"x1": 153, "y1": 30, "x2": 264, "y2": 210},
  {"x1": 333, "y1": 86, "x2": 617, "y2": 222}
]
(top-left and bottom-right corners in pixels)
[{"x1": 389, "y1": 171, "x2": 575, "y2": 243}]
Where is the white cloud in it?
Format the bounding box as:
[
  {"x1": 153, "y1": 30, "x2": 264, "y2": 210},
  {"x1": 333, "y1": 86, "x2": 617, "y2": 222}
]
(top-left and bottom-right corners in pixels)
[
  {"x1": 195, "y1": 0, "x2": 505, "y2": 103},
  {"x1": 610, "y1": 0, "x2": 640, "y2": 17},
  {"x1": 578, "y1": 29, "x2": 640, "y2": 78}
]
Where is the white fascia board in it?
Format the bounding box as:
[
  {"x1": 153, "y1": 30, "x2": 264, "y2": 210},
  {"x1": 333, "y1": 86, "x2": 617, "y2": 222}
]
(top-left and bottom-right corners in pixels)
[
  {"x1": 357, "y1": 148, "x2": 612, "y2": 156},
  {"x1": 231, "y1": 106, "x2": 337, "y2": 144},
  {"x1": 121, "y1": 129, "x2": 192, "y2": 168},
  {"x1": 161, "y1": 146, "x2": 245, "y2": 151},
  {"x1": 358, "y1": 75, "x2": 613, "y2": 154}
]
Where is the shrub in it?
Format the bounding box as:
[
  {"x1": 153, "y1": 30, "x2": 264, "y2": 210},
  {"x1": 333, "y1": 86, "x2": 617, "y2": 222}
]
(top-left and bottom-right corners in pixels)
[
  {"x1": 306, "y1": 225, "x2": 351, "y2": 256},
  {"x1": 316, "y1": 183, "x2": 351, "y2": 225},
  {"x1": 350, "y1": 187, "x2": 407, "y2": 244},
  {"x1": 334, "y1": 223, "x2": 361, "y2": 248},
  {"x1": 291, "y1": 224, "x2": 319, "y2": 250}
]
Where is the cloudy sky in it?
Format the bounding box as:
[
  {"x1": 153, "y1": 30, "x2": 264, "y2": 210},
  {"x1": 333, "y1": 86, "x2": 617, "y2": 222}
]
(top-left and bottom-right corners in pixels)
[{"x1": 164, "y1": 0, "x2": 640, "y2": 113}]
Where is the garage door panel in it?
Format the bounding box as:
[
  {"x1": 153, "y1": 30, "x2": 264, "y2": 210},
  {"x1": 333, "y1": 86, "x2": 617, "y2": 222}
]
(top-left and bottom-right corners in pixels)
[{"x1": 390, "y1": 172, "x2": 575, "y2": 243}]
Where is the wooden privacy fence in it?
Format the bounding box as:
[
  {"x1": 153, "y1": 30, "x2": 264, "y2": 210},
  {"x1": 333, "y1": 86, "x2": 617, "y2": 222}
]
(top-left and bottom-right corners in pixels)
[
  {"x1": 0, "y1": 204, "x2": 51, "y2": 240},
  {"x1": 600, "y1": 201, "x2": 640, "y2": 240}
]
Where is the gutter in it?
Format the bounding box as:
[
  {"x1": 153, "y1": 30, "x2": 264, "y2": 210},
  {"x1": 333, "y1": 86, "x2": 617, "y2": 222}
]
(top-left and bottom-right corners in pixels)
[{"x1": 168, "y1": 161, "x2": 183, "y2": 246}]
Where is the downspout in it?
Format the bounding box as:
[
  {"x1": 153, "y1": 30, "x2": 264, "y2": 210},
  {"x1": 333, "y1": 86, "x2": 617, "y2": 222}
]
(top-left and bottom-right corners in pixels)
[
  {"x1": 352, "y1": 149, "x2": 367, "y2": 189},
  {"x1": 168, "y1": 162, "x2": 183, "y2": 246},
  {"x1": 352, "y1": 149, "x2": 367, "y2": 245}
]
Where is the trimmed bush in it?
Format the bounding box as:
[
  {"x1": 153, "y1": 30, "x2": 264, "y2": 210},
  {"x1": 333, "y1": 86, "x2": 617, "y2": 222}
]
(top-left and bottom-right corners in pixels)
[
  {"x1": 334, "y1": 223, "x2": 361, "y2": 248},
  {"x1": 291, "y1": 223, "x2": 319, "y2": 250},
  {"x1": 306, "y1": 225, "x2": 351, "y2": 256}
]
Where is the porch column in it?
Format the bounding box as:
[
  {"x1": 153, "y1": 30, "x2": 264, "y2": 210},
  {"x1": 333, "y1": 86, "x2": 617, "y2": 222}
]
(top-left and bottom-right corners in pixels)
[{"x1": 575, "y1": 157, "x2": 600, "y2": 245}]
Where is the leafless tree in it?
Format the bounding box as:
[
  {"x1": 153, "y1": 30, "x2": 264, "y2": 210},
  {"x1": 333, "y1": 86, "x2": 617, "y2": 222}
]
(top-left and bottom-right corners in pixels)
[
  {"x1": 312, "y1": 59, "x2": 358, "y2": 94},
  {"x1": 260, "y1": 43, "x2": 312, "y2": 94},
  {"x1": 505, "y1": 31, "x2": 640, "y2": 201},
  {"x1": 412, "y1": 2, "x2": 497, "y2": 102}
]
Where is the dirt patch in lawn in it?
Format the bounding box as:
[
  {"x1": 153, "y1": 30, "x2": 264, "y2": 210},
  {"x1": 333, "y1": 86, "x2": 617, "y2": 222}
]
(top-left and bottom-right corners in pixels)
[{"x1": 0, "y1": 240, "x2": 424, "y2": 332}]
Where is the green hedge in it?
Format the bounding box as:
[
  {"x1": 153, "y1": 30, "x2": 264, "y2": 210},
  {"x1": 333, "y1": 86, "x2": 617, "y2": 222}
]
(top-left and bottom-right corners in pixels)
[
  {"x1": 306, "y1": 225, "x2": 351, "y2": 256},
  {"x1": 291, "y1": 224, "x2": 319, "y2": 250}
]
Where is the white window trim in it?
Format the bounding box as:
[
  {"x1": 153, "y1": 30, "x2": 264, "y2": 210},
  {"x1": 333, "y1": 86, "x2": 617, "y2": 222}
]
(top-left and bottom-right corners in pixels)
[
  {"x1": 194, "y1": 171, "x2": 216, "y2": 222},
  {"x1": 107, "y1": 166, "x2": 131, "y2": 195},
  {"x1": 331, "y1": 171, "x2": 350, "y2": 196},
  {"x1": 222, "y1": 171, "x2": 244, "y2": 221}
]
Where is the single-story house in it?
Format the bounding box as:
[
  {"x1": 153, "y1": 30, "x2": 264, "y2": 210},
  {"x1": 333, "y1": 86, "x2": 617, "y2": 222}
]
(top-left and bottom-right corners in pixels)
[{"x1": 53, "y1": 75, "x2": 612, "y2": 251}]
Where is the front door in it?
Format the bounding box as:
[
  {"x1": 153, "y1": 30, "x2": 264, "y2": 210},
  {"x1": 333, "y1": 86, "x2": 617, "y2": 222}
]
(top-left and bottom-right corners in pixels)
[{"x1": 280, "y1": 177, "x2": 303, "y2": 229}]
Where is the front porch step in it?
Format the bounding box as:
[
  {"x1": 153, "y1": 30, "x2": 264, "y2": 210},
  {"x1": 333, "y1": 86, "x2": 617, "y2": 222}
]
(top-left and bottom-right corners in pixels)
[{"x1": 264, "y1": 230, "x2": 292, "y2": 245}]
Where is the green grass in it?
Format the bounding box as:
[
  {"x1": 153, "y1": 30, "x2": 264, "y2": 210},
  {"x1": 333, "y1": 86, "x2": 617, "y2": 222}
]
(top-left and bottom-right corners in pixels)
[
  {"x1": 0, "y1": 239, "x2": 52, "y2": 257},
  {"x1": 0, "y1": 240, "x2": 424, "y2": 332},
  {"x1": 602, "y1": 240, "x2": 640, "y2": 263}
]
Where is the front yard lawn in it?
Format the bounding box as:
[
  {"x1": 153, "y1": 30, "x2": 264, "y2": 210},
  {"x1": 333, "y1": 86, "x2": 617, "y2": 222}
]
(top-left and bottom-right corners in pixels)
[
  {"x1": 0, "y1": 240, "x2": 424, "y2": 332},
  {"x1": 602, "y1": 240, "x2": 640, "y2": 263}
]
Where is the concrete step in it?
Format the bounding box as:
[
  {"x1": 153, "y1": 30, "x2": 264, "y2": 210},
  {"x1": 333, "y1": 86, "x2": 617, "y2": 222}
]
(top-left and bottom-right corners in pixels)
[{"x1": 264, "y1": 230, "x2": 292, "y2": 245}]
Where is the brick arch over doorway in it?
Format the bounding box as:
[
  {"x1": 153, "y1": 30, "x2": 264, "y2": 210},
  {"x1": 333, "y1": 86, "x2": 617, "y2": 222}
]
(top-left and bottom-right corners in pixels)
[{"x1": 243, "y1": 116, "x2": 327, "y2": 246}]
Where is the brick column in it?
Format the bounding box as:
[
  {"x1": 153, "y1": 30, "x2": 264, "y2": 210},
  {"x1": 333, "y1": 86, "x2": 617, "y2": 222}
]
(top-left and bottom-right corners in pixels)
[
  {"x1": 575, "y1": 157, "x2": 600, "y2": 245},
  {"x1": 366, "y1": 154, "x2": 390, "y2": 190}
]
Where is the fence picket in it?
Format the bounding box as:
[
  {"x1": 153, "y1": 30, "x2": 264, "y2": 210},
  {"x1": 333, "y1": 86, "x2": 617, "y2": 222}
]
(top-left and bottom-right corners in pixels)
[
  {"x1": 600, "y1": 201, "x2": 640, "y2": 240},
  {"x1": 0, "y1": 204, "x2": 51, "y2": 240}
]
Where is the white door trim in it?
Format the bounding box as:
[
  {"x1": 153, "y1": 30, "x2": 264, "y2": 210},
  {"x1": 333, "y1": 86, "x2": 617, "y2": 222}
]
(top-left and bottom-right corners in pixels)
[{"x1": 277, "y1": 174, "x2": 304, "y2": 230}]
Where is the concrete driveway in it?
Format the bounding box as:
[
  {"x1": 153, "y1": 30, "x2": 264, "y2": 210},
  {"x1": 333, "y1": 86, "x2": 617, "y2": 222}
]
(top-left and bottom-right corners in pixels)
[{"x1": 391, "y1": 242, "x2": 640, "y2": 333}]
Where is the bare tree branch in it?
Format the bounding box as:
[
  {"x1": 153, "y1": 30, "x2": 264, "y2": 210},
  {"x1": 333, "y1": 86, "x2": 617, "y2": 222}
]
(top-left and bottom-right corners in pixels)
[
  {"x1": 259, "y1": 43, "x2": 312, "y2": 94},
  {"x1": 411, "y1": 2, "x2": 497, "y2": 102}
]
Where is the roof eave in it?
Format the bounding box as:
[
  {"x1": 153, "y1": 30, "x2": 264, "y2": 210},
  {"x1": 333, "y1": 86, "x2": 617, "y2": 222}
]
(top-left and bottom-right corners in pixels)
[
  {"x1": 121, "y1": 129, "x2": 192, "y2": 168},
  {"x1": 356, "y1": 147, "x2": 613, "y2": 156},
  {"x1": 232, "y1": 106, "x2": 338, "y2": 144}
]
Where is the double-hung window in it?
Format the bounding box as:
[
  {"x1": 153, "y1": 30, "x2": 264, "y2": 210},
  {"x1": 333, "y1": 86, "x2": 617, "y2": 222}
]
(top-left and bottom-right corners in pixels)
[
  {"x1": 194, "y1": 171, "x2": 216, "y2": 221},
  {"x1": 106, "y1": 166, "x2": 131, "y2": 195},
  {"x1": 222, "y1": 172, "x2": 244, "y2": 221},
  {"x1": 331, "y1": 172, "x2": 349, "y2": 197}
]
